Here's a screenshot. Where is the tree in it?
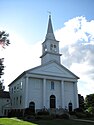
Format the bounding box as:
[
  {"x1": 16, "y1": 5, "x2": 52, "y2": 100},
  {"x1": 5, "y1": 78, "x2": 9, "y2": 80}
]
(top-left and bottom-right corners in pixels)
[
  {"x1": 85, "y1": 94, "x2": 94, "y2": 108},
  {"x1": 0, "y1": 31, "x2": 10, "y2": 48},
  {"x1": 0, "y1": 31, "x2": 10, "y2": 91},
  {"x1": 0, "y1": 80, "x2": 5, "y2": 91},
  {"x1": 78, "y1": 94, "x2": 85, "y2": 111},
  {"x1": 85, "y1": 94, "x2": 94, "y2": 114},
  {"x1": 0, "y1": 58, "x2": 4, "y2": 77}
]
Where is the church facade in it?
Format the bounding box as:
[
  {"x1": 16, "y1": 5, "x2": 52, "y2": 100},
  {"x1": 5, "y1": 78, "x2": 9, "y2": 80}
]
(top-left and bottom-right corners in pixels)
[{"x1": 8, "y1": 15, "x2": 79, "y2": 114}]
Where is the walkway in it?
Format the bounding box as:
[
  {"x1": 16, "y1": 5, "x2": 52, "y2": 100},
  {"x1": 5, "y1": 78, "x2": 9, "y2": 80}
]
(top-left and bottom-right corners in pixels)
[{"x1": 73, "y1": 118, "x2": 94, "y2": 123}]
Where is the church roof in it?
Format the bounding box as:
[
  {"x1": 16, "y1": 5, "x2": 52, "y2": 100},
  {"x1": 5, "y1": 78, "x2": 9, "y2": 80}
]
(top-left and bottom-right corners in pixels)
[
  {"x1": 9, "y1": 61, "x2": 79, "y2": 86},
  {"x1": 27, "y1": 61, "x2": 79, "y2": 79},
  {"x1": 45, "y1": 15, "x2": 55, "y2": 40}
]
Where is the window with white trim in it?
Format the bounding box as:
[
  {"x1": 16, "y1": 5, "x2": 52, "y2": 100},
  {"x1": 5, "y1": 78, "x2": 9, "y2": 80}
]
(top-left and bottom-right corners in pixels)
[{"x1": 51, "y1": 81, "x2": 54, "y2": 90}]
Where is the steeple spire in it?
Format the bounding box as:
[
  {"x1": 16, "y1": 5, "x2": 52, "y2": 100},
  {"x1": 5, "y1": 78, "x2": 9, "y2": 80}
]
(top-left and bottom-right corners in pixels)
[{"x1": 46, "y1": 14, "x2": 55, "y2": 40}]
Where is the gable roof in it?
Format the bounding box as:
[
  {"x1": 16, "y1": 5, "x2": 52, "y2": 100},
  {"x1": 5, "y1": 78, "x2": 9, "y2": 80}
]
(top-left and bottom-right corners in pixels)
[
  {"x1": 9, "y1": 61, "x2": 79, "y2": 86},
  {"x1": 8, "y1": 71, "x2": 26, "y2": 86},
  {"x1": 27, "y1": 61, "x2": 79, "y2": 79}
]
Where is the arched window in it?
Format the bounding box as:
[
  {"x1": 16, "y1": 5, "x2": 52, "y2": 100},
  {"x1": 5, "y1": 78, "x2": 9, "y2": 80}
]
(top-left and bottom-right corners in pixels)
[
  {"x1": 54, "y1": 44, "x2": 56, "y2": 48},
  {"x1": 44, "y1": 44, "x2": 47, "y2": 52},
  {"x1": 50, "y1": 95, "x2": 56, "y2": 108}
]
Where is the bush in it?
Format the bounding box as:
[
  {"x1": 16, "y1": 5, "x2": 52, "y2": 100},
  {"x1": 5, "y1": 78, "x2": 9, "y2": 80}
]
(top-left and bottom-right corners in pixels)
[
  {"x1": 37, "y1": 110, "x2": 49, "y2": 115},
  {"x1": 74, "y1": 108, "x2": 83, "y2": 112},
  {"x1": 24, "y1": 115, "x2": 35, "y2": 121},
  {"x1": 69, "y1": 111, "x2": 75, "y2": 115},
  {"x1": 75, "y1": 112, "x2": 87, "y2": 118},
  {"x1": 35, "y1": 115, "x2": 52, "y2": 120},
  {"x1": 87, "y1": 107, "x2": 94, "y2": 114},
  {"x1": 85, "y1": 111, "x2": 94, "y2": 118},
  {"x1": 59, "y1": 113, "x2": 69, "y2": 119},
  {"x1": 24, "y1": 108, "x2": 35, "y2": 116}
]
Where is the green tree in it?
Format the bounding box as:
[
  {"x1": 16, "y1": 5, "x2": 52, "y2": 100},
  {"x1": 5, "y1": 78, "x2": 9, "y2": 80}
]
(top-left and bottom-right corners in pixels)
[
  {"x1": 0, "y1": 31, "x2": 10, "y2": 91},
  {"x1": 85, "y1": 94, "x2": 94, "y2": 114},
  {"x1": 78, "y1": 94, "x2": 85, "y2": 111},
  {"x1": 85, "y1": 94, "x2": 94, "y2": 107}
]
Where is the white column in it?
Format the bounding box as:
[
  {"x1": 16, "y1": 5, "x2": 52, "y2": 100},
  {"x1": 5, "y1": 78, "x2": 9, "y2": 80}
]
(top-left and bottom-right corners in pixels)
[
  {"x1": 25, "y1": 77, "x2": 29, "y2": 108},
  {"x1": 61, "y1": 80, "x2": 65, "y2": 108},
  {"x1": 74, "y1": 82, "x2": 79, "y2": 108},
  {"x1": 43, "y1": 78, "x2": 46, "y2": 108}
]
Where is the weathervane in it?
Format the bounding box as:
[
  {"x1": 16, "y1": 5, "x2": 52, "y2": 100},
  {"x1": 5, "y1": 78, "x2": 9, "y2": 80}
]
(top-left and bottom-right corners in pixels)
[{"x1": 48, "y1": 11, "x2": 51, "y2": 16}]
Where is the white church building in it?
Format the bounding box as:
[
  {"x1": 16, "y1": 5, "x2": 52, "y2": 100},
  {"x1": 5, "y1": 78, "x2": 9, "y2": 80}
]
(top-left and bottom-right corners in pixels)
[{"x1": 8, "y1": 15, "x2": 79, "y2": 115}]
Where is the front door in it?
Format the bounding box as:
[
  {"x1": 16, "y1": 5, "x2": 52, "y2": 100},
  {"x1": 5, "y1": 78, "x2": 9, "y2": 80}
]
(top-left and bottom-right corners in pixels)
[
  {"x1": 68, "y1": 102, "x2": 72, "y2": 112},
  {"x1": 50, "y1": 95, "x2": 56, "y2": 108}
]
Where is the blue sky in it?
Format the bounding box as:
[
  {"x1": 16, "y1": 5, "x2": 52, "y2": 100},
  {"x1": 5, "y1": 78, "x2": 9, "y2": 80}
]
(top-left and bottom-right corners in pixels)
[
  {"x1": 0, "y1": 0, "x2": 94, "y2": 97},
  {"x1": 1, "y1": 0, "x2": 94, "y2": 43}
]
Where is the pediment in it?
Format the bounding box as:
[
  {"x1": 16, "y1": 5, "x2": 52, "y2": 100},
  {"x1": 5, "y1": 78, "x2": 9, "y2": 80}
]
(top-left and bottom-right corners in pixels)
[{"x1": 27, "y1": 61, "x2": 79, "y2": 79}]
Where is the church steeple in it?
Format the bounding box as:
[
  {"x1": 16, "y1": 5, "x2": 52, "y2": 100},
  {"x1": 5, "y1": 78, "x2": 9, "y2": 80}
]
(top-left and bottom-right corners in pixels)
[
  {"x1": 46, "y1": 15, "x2": 55, "y2": 40},
  {"x1": 40, "y1": 15, "x2": 62, "y2": 65}
]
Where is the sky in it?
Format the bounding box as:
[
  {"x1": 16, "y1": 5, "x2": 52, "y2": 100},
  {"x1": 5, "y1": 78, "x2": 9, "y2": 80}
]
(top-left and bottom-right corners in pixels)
[{"x1": 0, "y1": 0, "x2": 94, "y2": 97}]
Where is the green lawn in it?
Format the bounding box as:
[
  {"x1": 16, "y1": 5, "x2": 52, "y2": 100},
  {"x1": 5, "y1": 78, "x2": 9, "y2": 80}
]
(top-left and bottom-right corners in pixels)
[
  {"x1": 0, "y1": 118, "x2": 94, "y2": 125},
  {"x1": 0, "y1": 118, "x2": 35, "y2": 125}
]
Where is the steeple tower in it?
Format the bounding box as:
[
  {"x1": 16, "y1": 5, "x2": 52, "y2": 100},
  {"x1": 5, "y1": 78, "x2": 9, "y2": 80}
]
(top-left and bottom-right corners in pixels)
[{"x1": 40, "y1": 15, "x2": 62, "y2": 65}]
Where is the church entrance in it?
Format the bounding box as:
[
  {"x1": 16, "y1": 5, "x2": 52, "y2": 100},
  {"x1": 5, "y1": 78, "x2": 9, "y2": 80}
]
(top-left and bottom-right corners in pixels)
[
  {"x1": 29, "y1": 101, "x2": 35, "y2": 113},
  {"x1": 68, "y1": 102, "x2": 72, "y2": 112},
  {"x1": 50, "y1": 95, "x2": 56, "y2": 108}
]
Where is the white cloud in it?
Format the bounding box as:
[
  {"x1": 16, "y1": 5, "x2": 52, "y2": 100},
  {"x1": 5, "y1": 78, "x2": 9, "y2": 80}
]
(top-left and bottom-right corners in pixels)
[
  {"x1": 65, "y1": 61, "x2": 94, "y2": 97},
  {"x1": 55, "y1": 16, "x2": 94, "y2": 97},
  {"x1": 55, "y1": 16, "x2": 94, "y2": 47}
]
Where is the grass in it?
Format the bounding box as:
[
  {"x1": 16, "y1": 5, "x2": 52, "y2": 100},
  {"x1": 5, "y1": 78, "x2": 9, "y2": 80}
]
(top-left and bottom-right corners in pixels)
[
  {"x1": 0, "y1": 118, "x2": 35, "y2": 125},
  {"x1": 0, "y1": 118, "x2": 94, "y2": 125}
]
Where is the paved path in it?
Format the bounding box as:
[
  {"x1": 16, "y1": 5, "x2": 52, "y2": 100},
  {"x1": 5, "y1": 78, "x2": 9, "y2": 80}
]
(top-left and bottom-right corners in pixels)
[{"x1": 73, "y1": 118, "x2": 94, "y2": 123}]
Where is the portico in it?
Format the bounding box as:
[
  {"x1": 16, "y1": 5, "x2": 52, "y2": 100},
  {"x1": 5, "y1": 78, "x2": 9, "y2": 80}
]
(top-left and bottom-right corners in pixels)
[{"x1": 24, "y1": 73, "x2": 78, "y2": 111}]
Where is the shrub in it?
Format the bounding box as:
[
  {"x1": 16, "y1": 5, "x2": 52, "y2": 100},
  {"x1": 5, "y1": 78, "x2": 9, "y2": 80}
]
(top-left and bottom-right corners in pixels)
[
  {"x1": 37, "y1": 110, "x2": 49, "y2": 115},
  {"x1": 74, "y1": 108, "x2": 83, "y2": 112},
  {"x1": 24, "y1": 115, "x2": 35, "y2": 122},
  {"x1": 75, "y1": 112, "x2": 87, "y2": 118},
  {"x1": 59, "y1": 113, "x2": 69, "y2": 119},
  {"x1": 85, "y1": 111, "x2": 94, "y2": 118},
  {"x1": 87, "y1": 107, "x2": 94, "y2": 114},
  {"x1": 24, "y1": 108, "x2": 35, "y2": 116},
  {"x1": 69, "y1": 111, "x2": 75, "y2": 115}
]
